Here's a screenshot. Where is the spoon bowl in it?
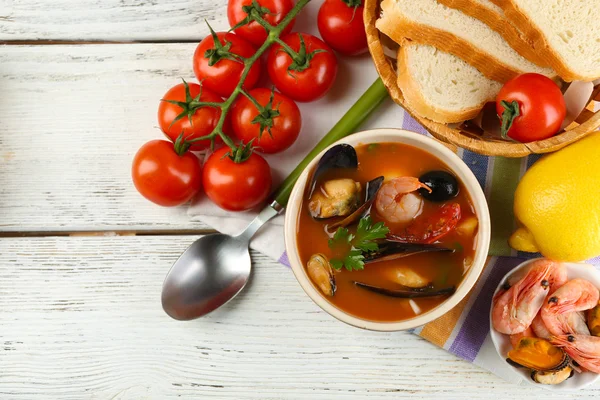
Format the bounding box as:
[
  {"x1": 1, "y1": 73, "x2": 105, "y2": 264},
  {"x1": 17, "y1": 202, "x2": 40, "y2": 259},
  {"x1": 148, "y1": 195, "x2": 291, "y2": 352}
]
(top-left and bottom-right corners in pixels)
[
  {"x1": 161, "y1": 233, "x2": 251, "y2": 320},
  {"x1": 161, "y1": 204, "x2": 281, "y2": 320}
]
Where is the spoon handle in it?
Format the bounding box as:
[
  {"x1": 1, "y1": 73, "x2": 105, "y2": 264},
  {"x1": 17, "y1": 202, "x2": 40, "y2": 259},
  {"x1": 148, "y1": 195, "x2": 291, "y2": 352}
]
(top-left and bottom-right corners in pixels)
[
  {"x1": 236, "y1": 201, "x2": 283, "y2": 242},
  {"x1": 272, "y1": 78, "x2": 389, "y2": 208}
]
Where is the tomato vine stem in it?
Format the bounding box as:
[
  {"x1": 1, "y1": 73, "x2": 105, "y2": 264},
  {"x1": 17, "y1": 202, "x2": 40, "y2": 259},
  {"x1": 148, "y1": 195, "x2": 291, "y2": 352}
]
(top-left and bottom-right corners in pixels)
[{"x1": 183, "y1": 0, "x2": 312, "y2": 162}]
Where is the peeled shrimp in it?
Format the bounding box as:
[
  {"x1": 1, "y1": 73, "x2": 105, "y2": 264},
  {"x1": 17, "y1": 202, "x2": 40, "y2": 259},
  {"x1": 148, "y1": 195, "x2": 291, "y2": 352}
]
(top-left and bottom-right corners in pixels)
[
  {"x1": 541, "y1": 278, "x2": 600, "y2": 336},
  {"x1": 491, "y1": 259, "x2": 556, "y2": 335},
  {"x1": 375, "y1": 177, "x2": 431, "y2": 224},
  {"x1": 531, "y1": 311, "x2": 552, "y2": 339},
  {"x1": 551, "y1": 334, "x2": 600, "y2": 374}
]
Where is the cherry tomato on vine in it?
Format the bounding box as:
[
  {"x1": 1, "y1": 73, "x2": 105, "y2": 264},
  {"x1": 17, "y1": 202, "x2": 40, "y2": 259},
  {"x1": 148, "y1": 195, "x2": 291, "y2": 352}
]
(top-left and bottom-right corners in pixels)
[
  {"x1": 132, "y1": 140, "x2": 202, "y2": 207},
  {"x1": 230, "y1": 88, "x2": 301, "y2": 154},
  {"x1": 193, "y1": 31, "x2": 261, "y2": 98},
  {"x1": 317, "y1": 0, "x2": 368, "y2": 56},
  {"x1": 496, "y1": 73, "x2": 566, "y2": 143},
  {"x1": 227, "y1": 0, "x2": 295, "y2": 47},
  {"x1": 158, "y1": 81, "x2": 226, "y2": 151},
  {"x1": 203, "y1": 147, "x2": 272, "y2": 211},
  {"x1": 267, "y1": 33, "x2": 338, "y2": 102}
]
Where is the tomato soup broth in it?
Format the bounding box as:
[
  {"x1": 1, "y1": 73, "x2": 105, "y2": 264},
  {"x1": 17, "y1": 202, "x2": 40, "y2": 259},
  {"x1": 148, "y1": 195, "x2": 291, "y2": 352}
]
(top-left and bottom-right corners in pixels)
[{"x1": 296, "y1": 142, "x2": 478, "y2": 322}]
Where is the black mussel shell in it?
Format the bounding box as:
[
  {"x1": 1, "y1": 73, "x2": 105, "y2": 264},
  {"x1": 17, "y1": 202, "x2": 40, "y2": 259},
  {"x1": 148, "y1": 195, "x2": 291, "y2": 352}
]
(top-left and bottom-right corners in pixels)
[
  {"x1": 309, "y1": 144, "x2": 358, "y2": 196},
  {"x1": 328, "y1": 176, "x2": 384, "y2": 230},
  {"x1": 418, "y1": 171, "x2": 459, "y2": 202},
  {"x1": 365, "y1": 176, "x2": 385, "y2": 201},
  {"x1": 353, "y1": 281, "x2": 456, "y2": 298},
  {"x1": 363, "y1": 242, "x2": 454, "y2": 264}
]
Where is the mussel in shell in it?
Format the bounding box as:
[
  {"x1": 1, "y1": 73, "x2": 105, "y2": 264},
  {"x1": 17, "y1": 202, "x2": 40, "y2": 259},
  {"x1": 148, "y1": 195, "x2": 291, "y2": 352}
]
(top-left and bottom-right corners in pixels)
[
  {"x1": 308, "y1": 144, "x2": 358, "y2": 197},
  {"x1": 329, "y1": 176, "x2": 384, "y2": 229},
  {"x1": 307, "y1": 254, "x2": 336, "y2": 297},
  {"x1": 308, "y1": 143, "x2": 384, "y2": 221},
  {"x1": 364, "y1": 242, "x2": 454, "y2": 264},
  {"x1": 531, "y1": 367, "x2": 574, "y2": 385},
  {"x1": 354, "y1": 243, "x2": 454, "y2": 296},
  {"x1": 383, "y1": 266, "x2": 430, "y2": 289},
  {"x1": 506, "y1": 337, "x2": 573, "y2": 385},
  {"x1": 308, "y1": 179, "x2": 362, "y2": 219},
  {"x1": 353, "y1": 281, "x2": 456, "y2": 298}
]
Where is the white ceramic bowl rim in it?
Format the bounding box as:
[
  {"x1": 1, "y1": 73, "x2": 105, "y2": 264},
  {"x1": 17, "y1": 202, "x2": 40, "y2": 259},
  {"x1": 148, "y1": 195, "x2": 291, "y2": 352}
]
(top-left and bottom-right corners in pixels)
[{"x1": 284, "y1": 129, "x2": 491, "y2": 331}]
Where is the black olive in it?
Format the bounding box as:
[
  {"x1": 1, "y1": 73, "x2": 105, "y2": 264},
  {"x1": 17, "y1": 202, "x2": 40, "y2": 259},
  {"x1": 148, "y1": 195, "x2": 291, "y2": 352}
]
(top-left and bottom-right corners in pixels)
[{"x1": 418, "y1": 171, "x2": 459, "y2": 202}]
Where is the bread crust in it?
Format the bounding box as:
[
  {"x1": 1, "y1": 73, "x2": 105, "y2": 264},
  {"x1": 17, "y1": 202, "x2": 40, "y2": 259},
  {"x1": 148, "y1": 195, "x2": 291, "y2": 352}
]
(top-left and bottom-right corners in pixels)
[
  {"x1": 496, "y1": 0, "x2": 600, "y2": 81},
  {"x1": 396, "y1": 44, "x2": 492, "y2": 123},
  {"x1": 436, "y1": 0, "x2": 547, "y2": 67},
  {"x1": 377, "y1": 0, "x2": 520, "y2": 83}
]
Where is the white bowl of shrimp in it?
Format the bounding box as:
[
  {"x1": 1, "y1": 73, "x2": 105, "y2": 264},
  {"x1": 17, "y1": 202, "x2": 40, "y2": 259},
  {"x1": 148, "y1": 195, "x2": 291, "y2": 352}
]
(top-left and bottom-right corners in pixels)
[
  {"x1": 284, "y1": 128, "x2": 491, "y2": 331},
  {"x1": 490, "y1": 258, "x2": 600, "y2": 389}
]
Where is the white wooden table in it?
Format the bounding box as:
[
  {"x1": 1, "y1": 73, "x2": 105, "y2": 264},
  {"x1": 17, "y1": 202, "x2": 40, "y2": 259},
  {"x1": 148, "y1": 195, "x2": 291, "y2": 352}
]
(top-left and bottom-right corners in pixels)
[{"x1": 1, "y1": 1, "x2": 598, "y2": 398}]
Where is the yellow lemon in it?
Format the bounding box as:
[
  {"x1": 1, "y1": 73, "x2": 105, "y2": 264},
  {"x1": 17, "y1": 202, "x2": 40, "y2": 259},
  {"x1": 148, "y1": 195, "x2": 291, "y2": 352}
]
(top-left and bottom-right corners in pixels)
[{"x1": 510, "y1": 132, "x2": 600, "y2": 261}]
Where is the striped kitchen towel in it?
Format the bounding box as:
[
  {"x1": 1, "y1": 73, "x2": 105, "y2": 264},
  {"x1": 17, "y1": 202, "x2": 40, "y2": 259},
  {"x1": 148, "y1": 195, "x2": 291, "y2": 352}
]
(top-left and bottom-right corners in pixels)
[{"x1": 188, "y1": 55, "x2": 600, "y2": 384}]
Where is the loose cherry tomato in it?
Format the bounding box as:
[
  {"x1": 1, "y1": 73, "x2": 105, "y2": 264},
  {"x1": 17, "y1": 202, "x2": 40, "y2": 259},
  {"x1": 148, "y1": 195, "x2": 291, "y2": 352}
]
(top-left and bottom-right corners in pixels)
[
  {"x1": 496, "y1": 73, "x2": 566, "y2": 143},
  {"x1": 132, "y1": 140, "x2": 202, "y2": 207},
  {"x1": 158, "y1": 81, "x2": 225, "y2": 151},
  {"x1": 227, "y1": 0, "x2": 295, "y2": 47},
  {"x1": 388, "y1": 203, "x2": 462, "y2": 244},
  {"x1": 317, "y1": 0, "x2": 368, "y2": 56},
  {"x1": 203, "y1": 147, "x2": 272, "y2": 211},
  {"x1": 267, "y1": 33, "x2": 338, "y2": 102},
  {"x1": 230, "y1": 88, "x2": 301, "y2": 153},
  {"x1": 193, "y1": 32, "x2": 261, "y2": 98}
]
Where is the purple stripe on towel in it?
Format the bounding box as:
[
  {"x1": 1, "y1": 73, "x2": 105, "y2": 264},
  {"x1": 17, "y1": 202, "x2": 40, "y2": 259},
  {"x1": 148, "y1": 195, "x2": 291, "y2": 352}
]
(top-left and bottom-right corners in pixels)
[
  {"x1": 449, "y1": 257, "x2": 523, "y2": 362},
  {"x1": 401, "y1": 113, "x2": 428, "y2": 135},
  {"x1": 278, "y1": 251, "x2": 291, "y2": 268}
]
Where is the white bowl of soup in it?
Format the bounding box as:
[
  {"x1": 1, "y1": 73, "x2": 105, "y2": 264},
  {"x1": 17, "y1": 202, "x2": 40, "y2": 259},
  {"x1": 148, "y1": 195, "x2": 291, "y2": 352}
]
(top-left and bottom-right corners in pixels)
[{"x1": 284, "y1": 129, "x2": 490, "y2": 331}]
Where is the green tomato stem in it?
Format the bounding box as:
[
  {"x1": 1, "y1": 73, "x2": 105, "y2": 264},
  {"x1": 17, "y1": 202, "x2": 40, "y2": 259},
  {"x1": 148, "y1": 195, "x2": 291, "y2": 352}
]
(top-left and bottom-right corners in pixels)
[
  {"x1": 500, "y1": 100, "x2": 520, "y2": 139},
  {"x1": 239, "y1": 88, "x2": 263, "y2": 111},
  {"x1": 187, "y1": 101, "x2": 222, "y2": 109},
  {"x1": 249, "y1": 8, "x2": 275, "y2": 31},
  {"x1": 274, "y1": 38, "x2": 297, "y2": 57}
]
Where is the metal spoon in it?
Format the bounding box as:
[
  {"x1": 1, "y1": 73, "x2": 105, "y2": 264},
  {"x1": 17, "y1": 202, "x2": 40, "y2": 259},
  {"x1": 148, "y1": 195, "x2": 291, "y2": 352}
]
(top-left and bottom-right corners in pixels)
[{"x1": 161, "y1": 79, "x2": 388, "y2": 320}]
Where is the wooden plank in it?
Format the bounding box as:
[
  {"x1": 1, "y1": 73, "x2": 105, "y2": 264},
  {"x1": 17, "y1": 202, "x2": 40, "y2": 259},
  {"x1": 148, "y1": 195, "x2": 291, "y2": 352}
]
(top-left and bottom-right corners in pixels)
[
  {"x1": 0, "y1": 0, "x2": 229, "y2": 41},
  {"x1": 0, "y1": 44, "x2": 210, "y2": 232},
  {"x1": 1, "y1": 236, "x2": 599, "y2": 398}
]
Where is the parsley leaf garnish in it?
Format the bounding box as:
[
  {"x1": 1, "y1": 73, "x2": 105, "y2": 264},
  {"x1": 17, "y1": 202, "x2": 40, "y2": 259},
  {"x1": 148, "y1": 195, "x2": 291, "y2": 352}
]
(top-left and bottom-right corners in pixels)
[
  {"x1": 354, "y1": 218, "x2": 389, "y2": 252},
  {"x1": 328, "y1": 227, "x2": 353, "y2": 248},
  {"x1": 328, "y1": 216, "x2": 389, "y2": 272}
]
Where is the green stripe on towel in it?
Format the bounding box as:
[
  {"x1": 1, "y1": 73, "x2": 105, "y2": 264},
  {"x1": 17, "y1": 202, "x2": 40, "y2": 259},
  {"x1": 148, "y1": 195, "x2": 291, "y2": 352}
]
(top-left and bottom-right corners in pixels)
[{"x1": 488, "y1": 157, "x2": 522, "y2": 256}]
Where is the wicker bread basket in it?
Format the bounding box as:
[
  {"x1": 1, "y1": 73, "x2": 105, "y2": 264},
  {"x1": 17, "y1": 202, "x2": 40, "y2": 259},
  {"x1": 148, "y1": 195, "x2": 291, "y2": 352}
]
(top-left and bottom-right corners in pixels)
[{"x1": 364, "y1": 0, "x2": 600, "y2": 157}]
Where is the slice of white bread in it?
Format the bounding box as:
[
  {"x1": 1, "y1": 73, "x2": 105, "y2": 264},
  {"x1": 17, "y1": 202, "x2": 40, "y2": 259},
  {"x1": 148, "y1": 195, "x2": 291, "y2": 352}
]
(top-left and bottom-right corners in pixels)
[
  {"x1": 491, "y1": 0, "x2": 600, "y2": 81},
  {"x1": 397, "y1": 42, "x2": 503, "y2": 123},
  {"x1": 437, "y1": 0, "x2": 546, "y2": 66},
  {"x1": 376, "y1": 0, "x2": 555, "y2": 83}
]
